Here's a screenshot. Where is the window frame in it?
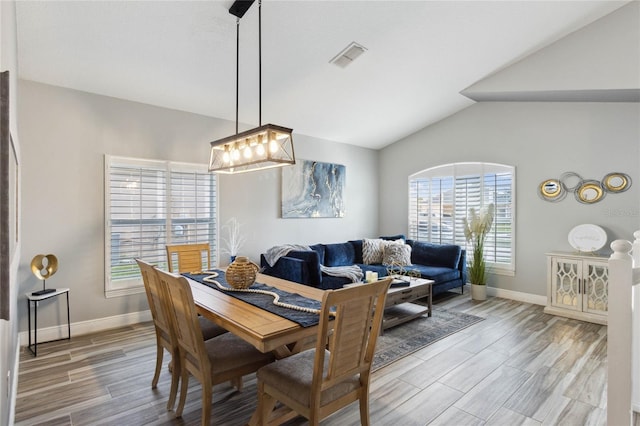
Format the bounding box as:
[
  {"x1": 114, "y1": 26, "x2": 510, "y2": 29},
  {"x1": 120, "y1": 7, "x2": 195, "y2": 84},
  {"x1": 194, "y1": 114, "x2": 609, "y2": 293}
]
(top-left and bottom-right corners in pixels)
[
  {"x1": 104, "y1": 155, "x2": 218, "y2": 297},
  {"x1": 408, "y1": 162, "x2": 516, "y2": 276}
]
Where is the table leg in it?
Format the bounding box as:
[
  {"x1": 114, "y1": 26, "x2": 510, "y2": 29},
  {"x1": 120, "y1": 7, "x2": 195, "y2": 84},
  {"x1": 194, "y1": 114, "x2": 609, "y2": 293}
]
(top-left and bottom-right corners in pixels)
[
  {"x1": 27, "y1": 299, "x2": 32, "y2": 354},
  {"x1": 65, "y1": 291, "x2": 71, "y2": 339},
  {"x1": 34, "y1": 300, "x2": 38, "y2": 356}
]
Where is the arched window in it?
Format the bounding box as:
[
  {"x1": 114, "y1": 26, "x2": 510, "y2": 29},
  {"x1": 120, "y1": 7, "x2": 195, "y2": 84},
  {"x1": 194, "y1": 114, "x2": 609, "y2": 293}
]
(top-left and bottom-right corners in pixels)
[{"x1": 408, "y1": 162, "x2": 515, "y2": 274}]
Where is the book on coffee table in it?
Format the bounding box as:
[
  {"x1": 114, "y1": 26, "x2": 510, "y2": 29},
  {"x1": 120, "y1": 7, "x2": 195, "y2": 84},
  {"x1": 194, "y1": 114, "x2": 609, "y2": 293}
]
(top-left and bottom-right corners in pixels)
[{"x1": 390, "y1": 277, "x2": 410, "y2": 288}]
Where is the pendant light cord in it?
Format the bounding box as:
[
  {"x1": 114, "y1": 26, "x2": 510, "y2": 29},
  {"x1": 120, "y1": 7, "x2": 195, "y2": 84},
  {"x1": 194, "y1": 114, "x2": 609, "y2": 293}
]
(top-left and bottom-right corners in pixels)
[
  {"x1": 258, "y1": 0, "x2": 262, "y2": 127},
  {"x1": 234, "y1": 0, "x2": 261, "y2": 135},
  {"x1": 235, "y1": 17, "x2": 240, "y2": 136}
]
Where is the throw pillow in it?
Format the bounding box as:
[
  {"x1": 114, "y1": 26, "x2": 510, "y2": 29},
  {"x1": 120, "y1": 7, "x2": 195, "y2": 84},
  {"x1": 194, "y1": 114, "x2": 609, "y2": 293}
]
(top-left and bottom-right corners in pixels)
[
  {"x1": 362, "y1": 238, "x2": 385, "y2": 264},
  {"x1": 383, "y1": 243, "x2": 412, "y2": 266}
]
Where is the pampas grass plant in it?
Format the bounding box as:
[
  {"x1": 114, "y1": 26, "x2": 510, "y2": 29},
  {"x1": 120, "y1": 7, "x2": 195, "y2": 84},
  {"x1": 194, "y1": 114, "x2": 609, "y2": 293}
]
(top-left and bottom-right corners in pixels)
[
  {"x1": 221, "y1": 217, "x2": 246, "y2": 259},
  {"x1": 462, "y1": 204, "x2": 495, "y2": 285}
]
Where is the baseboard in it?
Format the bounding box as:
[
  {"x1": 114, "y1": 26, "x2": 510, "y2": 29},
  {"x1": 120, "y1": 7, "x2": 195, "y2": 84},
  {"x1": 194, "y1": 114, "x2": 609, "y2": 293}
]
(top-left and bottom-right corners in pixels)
[
  {"x1": 486, "y1": 286, "x2": 546, "y2": 306},
  {"x1": 19, "y1": 310, "x2": 152, "y2": 347}
]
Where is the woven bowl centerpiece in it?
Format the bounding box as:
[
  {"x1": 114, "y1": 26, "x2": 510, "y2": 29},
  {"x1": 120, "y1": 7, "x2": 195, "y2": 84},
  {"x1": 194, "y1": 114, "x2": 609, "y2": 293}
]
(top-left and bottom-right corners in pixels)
[{"x1": 226, "y1": 256, "x2": 259, "y2": 289}]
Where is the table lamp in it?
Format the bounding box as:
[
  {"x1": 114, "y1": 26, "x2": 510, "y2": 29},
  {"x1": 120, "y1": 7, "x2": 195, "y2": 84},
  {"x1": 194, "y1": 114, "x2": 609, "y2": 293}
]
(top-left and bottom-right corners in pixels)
[{"x1": 31, "y1": 254, "x2": 58, "y2": 296}]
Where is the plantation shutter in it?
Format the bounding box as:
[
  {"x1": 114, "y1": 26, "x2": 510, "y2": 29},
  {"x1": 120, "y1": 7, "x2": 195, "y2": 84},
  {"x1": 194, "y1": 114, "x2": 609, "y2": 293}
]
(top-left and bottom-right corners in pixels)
[
  {"x1": 108, "y1": 161, "x2": 167, "y2": 284},
  {"x1": 105, "y1": 156, "x2": 217, "y2": 297},
  {"x1": 169, "y1": 169, "x2": 216, "y2": 247},
  {"x1": 408, "y1": 162, "x2": 515, "y2": 274}
]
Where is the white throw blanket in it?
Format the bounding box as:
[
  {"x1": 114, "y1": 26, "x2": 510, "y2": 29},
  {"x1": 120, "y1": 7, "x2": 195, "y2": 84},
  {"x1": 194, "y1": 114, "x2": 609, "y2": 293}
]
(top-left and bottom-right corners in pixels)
[
  {"x1": 264, "y1": 244, "x2": 364, "y2": 283},
  {"x1": 264, "y1": 244, "x2": 312, "y2": 267},
  {"x1": 320, "y1": 264, "x2": 363, "y2": 283}
]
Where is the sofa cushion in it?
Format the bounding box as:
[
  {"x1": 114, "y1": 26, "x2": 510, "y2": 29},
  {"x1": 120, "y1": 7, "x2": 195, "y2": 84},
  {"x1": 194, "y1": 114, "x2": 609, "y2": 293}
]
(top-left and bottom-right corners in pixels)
[
  {"x1": 380, "y1": 234, "x2": 406, "y2": 241},
  {"x1": 309, "y1": 244, "x2": 326, "y2": 265},
  {"x1": 324, "y1": 242, "x2": 356, "y2": 267},
  {"x1": 408, "y1": 240, "x2": 462, "y2": 269},
  {"x1": 362, "y1": 238, "x2": 385, "y2": 264},
  {"x1": 382, "y1": 243, "x2": 412, "y2": 266},
  {"x1": 348, "y1": 240, "x2": 364, "y2": 264},
  {"x1": 285, "y1": 250, "x2": 322, "y2": 286},
  {"x1": 409, "y1": 264, "x2": 461, "y2": 283},
  {"x1": 357, "y1": 264, "x2": 388, "y2": 277},
  {"x1": 321, "y1": 274, "x2": 352, "y2": 290}
]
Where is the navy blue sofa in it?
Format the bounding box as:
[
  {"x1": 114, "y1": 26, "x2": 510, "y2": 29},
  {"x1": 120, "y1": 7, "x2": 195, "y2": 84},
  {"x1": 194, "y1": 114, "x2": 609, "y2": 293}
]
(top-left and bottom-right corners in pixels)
[{"x1": 260, "y1": 236, "x2": 466, "y2": 296}]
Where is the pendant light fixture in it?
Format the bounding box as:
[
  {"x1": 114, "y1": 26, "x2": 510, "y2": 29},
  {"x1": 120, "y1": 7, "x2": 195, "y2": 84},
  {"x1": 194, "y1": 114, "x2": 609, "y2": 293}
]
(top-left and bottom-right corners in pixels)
[{"x1": 209, "y1": 0, "x2": 295, "y2": 174}]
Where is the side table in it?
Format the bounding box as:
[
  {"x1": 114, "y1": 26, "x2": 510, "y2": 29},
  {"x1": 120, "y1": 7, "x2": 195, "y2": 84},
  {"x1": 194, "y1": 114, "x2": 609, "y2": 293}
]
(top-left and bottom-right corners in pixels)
[{"x1": 26, "y1": 288, "x2": 71, "y2": 356}]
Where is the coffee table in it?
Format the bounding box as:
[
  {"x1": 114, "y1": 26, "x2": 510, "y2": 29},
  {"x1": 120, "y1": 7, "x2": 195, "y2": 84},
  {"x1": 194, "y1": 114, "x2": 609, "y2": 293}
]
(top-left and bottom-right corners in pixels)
[{"x1": 346, "y1": 275, "x2": 433, "y2": 331}]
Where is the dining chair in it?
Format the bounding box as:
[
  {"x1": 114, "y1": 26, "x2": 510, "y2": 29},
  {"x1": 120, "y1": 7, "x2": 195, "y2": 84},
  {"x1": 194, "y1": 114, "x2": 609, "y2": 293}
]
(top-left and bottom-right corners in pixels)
[
  {"x1": 165, "y1": 243, "x2": 228, "y2": 340},
  {"x1": 135, "y1": 259, "x2": 181, "y2": 410},
  {"x1": 255, "y1": 277, "x2": 392, "y2": 426},
  {"x1": 165, "y1": 243, "x2": 211, "y2": 274},
  {"x1": 155, "y1": 268, "x2": 276, "y2": 426},
  {"x1": 136, "y1": 259, "x2": 229, "y2": 409}
]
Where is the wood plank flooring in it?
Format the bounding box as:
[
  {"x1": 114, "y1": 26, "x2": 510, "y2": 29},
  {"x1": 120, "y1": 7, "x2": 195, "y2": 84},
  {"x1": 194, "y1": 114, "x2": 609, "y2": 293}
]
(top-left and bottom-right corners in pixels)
[{"x1": 15, "y1": 291, "x2": 611, "y2": 425}]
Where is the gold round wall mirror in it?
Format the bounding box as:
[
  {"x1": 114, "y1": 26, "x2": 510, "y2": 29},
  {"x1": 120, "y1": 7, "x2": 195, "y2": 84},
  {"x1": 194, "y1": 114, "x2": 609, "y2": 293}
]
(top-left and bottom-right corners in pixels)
[
  {"x1": 575, "y1": 180, "x2": 604, "y2": 204},
  {"x1": 539, "y1": 179, "x2": 565, "y2": 202},
  {"x1": 602, "y1": 172, "x2": 631, "y2": 193}
]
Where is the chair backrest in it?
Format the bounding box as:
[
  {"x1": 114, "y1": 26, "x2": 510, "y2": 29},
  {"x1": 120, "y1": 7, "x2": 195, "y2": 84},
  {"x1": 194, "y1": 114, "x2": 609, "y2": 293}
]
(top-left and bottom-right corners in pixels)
[
  {"x1": 136, "y1": 259, "x2": 176, "y2": 351},
  {"x1": 155, "y1": 268, "x2": 211, "y2": 381},
  {"x1": 165, "y1": 243, "x2": 211, "y2": 273},
  {"x1": 313, "y1": 278, "x2": 391, "y2": 392}
]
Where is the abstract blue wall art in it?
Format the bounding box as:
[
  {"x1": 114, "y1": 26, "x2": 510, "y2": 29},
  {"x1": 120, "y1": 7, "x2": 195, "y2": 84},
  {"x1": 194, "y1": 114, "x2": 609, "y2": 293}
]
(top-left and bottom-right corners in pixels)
[{"x1": 282, "y1": 160, "x2": 345, "y2": 218}]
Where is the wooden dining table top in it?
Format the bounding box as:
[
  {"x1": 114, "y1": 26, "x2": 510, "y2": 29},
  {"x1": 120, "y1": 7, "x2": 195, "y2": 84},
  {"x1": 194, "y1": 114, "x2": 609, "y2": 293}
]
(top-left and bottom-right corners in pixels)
[{"x1": 188, "y1": 272, "x2": 325, "y2": 357}]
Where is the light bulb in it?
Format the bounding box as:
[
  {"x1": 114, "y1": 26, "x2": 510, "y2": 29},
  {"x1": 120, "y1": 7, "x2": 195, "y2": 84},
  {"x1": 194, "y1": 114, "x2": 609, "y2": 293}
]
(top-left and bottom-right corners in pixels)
[
  {"x1": 232, "y1": 148, "x2": 240, "y2": 161},
  {"x1": 222, "y1": 151, "x2": 230, "y2": 163},
  {"x1": 256, "y1": 143, "x2": 265, "y2": 156},
  {"x1": 269, "y1": 140, "x2": 278, "y2": 154},
  {"x1": 244, "y1": 146, "x2": 252, "y2": 159}
]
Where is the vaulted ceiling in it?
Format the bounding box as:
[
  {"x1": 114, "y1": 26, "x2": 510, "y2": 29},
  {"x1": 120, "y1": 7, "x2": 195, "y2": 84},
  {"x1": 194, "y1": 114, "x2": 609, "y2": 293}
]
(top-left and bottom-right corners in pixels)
[{"x1": 15, "y1": 1, "x2": 629, "y2": 149}]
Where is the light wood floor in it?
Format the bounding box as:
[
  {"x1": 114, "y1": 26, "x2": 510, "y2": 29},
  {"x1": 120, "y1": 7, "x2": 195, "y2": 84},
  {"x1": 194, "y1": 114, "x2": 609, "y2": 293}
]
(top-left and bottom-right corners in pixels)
[{"x1": 15, "y1": 292, "x2": 611, "y2": 426}]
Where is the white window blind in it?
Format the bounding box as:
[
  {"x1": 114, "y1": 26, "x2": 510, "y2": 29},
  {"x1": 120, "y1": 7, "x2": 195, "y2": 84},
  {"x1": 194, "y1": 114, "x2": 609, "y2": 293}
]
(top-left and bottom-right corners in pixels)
[
  {"x1": 105, "y1": 156, "x2": 217, "y2": 297},
  {"x1": 408, "y1": 163, "x2": 515, "y2": 274}
]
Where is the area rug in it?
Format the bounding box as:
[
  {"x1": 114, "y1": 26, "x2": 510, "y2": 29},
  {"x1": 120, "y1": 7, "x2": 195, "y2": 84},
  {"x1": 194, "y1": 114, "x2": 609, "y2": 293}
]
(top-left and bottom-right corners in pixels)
[{"x1": 372, "y1": 309, "x2": 484, "y2": 371}]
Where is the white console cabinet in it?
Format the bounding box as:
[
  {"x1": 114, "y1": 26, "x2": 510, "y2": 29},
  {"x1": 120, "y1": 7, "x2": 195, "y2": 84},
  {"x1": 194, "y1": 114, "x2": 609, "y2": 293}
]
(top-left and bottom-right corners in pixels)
[{"x1": 544, "y1": 252, "x2": 608, "y2": 325}]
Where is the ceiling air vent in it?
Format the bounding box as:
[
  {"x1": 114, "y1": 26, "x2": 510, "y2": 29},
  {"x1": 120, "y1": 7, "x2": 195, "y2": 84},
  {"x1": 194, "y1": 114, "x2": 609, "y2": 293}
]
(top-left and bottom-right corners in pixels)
[{"x1": 330, "y1": 42, "x2": 367, "y2": 68}]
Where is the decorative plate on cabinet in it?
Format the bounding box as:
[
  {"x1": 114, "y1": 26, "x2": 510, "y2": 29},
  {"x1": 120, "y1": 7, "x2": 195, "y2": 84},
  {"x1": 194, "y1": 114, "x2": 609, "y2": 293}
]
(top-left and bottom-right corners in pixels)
[{"x1": 568, "y1": 224, "x2": 607, "y2": 253}]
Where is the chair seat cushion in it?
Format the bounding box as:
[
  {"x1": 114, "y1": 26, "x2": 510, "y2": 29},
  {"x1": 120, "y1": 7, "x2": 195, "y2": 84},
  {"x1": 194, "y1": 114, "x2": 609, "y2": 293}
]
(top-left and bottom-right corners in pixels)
[
  {"x1": 257, "y1": 349, "x2": 360, "y2": 407},
  {"x1": 198, "y1": 317, "x2": 228, "y2": 340},
  {"x1": 205, "y1": 333, "x2": 274, "y2": 376}
]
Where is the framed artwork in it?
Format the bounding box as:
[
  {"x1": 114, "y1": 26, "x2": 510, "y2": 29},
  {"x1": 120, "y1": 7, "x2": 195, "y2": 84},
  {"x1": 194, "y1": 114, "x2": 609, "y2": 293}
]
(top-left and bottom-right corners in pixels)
[
  {"x1": 282, "y1": 159, "x2": 345, "y2": 218},
  {"x1": 1, "y1": 71, "x2": 10, "y2": 320}
]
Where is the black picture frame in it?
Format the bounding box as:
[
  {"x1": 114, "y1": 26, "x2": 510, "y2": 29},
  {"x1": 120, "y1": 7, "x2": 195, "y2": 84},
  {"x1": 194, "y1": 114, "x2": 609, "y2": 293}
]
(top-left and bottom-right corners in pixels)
[{"x1": 1, "y1": 70, "x2": 10, "y2": 320}]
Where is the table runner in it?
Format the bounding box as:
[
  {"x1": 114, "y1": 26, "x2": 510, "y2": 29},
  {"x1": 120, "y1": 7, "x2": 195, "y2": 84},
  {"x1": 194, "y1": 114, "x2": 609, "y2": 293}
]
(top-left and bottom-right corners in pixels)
[{"x1": 183, "y1": 271, "x2": 323, "y2": 327}]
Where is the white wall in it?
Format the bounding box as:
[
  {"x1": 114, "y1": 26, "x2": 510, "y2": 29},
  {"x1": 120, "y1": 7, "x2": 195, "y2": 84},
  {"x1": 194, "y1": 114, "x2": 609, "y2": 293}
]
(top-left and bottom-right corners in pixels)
[
  {"x1": 17, "y1": 80, "x2": 379, "y2": 331},
  {"x1": 1, "y1": 1, "x2": 21, "y2": 424},
  {"x1": 218, "y1": 144, "x2": 379, "y2": 264},
  {"x1": 379, "y1": 0, "x2": 640, "y2": 298},
  {"x1": 379, "y1": 102, "x2": 640, "y2": 296},
  {"x1": 463, "y1": 1, "x2": 640, "y2": 98}
]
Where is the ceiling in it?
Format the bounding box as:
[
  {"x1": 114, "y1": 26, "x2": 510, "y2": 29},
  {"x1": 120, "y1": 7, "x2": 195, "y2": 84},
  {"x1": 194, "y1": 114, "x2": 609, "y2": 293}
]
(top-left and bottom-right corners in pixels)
[{"x1": 15, "y1": 1, "x2": 629, "y2": 150}]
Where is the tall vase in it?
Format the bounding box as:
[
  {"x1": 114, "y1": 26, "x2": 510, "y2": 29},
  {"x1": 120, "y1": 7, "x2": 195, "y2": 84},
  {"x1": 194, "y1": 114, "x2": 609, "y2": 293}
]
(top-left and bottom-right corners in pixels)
[{"x1": 471, "y1": 283, "x2": 487, "y2": 301}]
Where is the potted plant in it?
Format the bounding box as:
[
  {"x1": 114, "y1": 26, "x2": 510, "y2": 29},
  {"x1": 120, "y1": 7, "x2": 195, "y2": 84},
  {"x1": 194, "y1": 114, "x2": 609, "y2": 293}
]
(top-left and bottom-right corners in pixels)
[
  {"x1": 221, "y1": 217, "x2": 246, "y2": 264},
  {"x1": 463, "y1": 203, "x2": 495, "y2": 301}
]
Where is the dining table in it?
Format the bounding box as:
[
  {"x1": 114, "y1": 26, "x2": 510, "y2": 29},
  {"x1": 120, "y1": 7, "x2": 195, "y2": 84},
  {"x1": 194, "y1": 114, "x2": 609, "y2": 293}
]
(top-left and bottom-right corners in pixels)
[{"x1": 187, "y1": 271, "x2": 325, "y2": 359}]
